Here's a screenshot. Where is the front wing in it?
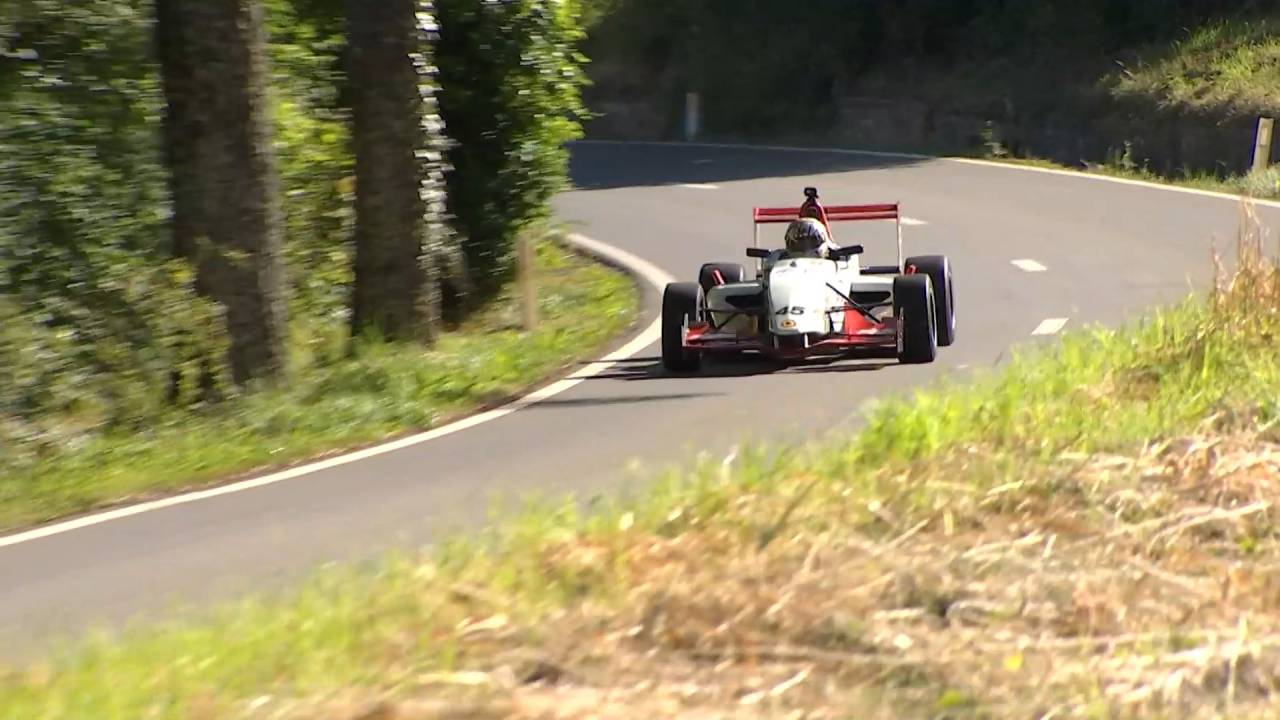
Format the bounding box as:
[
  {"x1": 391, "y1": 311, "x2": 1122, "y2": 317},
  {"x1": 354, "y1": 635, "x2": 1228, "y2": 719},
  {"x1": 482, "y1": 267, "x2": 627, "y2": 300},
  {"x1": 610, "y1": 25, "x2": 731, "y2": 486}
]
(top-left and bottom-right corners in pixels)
[{"x1": 684, "y1": 308, "x2": 898, "y2": 360}]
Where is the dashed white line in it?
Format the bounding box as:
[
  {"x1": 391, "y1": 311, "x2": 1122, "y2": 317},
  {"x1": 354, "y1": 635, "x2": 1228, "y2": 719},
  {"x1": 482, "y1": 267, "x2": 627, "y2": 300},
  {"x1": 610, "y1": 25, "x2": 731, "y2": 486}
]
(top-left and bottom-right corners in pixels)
[
  {"x1": 1011, "y1": 259, "x2": 1047, "y2": 273},
  {"x1": 1032, "y1": 318, "x2": 1069, "y2": 336},
  {"x1": 679, "y1": 183, "x2": 720, "y2": 190}
]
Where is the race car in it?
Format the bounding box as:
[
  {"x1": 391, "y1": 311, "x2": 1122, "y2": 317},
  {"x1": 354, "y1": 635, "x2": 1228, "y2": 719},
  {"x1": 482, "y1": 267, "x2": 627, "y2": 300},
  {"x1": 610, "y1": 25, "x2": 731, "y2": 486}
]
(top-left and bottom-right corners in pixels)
[{"x1": 660, "y1": 187, "x2": 955, "y2": 371}]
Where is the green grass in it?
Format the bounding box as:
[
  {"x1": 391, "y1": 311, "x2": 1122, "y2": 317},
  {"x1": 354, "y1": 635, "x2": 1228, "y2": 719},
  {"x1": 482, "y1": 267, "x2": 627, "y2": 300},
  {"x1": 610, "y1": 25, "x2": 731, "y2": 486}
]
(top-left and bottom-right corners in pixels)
[
  {"x1": 0, "y1": 236, "x2": 637, "y2": 533},
  {"x1": 4, "y1": 213, "x2": 1279, "y2": 717},
  {"x1": 969, "y1": 14, "x2": 1280, "y2": 200},
  {"x1": 955, "y1": 145, "x2": 1280, "y2": 201},
  {"x1": 1113, "y1": 17, "x2": 1280, "y2": 116}
]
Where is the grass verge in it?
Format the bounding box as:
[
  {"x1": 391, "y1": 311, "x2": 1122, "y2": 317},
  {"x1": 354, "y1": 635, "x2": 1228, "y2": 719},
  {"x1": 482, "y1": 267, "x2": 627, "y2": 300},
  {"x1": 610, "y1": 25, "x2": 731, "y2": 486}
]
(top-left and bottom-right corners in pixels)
[
  {"x1": 966, "y1": 150, "x2": 1280, "y2": 203},
  {"x1": 0, "y1": 234, "x2": 637, "y2": 533},
  {"x1": 5, "y1": 204, "x2": 1280, "y2": 718}
]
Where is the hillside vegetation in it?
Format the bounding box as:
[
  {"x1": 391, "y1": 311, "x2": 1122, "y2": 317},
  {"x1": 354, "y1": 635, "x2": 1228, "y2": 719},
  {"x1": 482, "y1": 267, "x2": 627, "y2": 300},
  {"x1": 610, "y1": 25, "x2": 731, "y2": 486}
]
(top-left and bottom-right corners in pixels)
[{"x1": 584, "y1": 1, "x2": 1280, "y2": 188}]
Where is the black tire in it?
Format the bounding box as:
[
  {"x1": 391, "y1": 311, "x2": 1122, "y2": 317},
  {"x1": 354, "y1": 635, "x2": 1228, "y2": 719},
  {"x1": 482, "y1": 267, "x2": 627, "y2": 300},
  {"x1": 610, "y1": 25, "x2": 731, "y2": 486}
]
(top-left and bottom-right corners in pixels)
[
  {"x1": 893, "y1": 274, "x2": 937, "y2": 365},
  {"x1": 905, "y1": 254, "x2": 955, "y2": 346},
  {"x1": 661, "y1": 282, "x2": 703, "y2": 372},
  {"x1": 697, "y1": 262, "x2": 747, "y2": 295}
]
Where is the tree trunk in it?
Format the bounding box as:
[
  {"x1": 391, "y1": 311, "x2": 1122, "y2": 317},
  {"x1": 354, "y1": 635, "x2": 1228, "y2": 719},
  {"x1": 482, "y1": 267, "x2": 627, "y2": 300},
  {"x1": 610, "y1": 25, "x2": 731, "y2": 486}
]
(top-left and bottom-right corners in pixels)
[
  {"x1": 155, "y1": 0, "x2": 288, "y2": 386},
  {"x1": 347, "y1": 0, "x2": 468, "y2": 343},
  {"x1": 415, "y1": 1, "x2": 471, "y2": 328}
]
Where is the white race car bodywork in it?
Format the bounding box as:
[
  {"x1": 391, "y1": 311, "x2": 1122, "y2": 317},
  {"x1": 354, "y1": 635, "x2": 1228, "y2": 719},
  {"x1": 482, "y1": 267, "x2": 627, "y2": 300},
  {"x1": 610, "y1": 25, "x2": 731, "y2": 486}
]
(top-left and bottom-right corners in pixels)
[
  {"x1": 704, "y1": 254, "x2": 895, "y2": 342},
  {"x1": 661, "y1": 190, "x2": 953, "y2": 370}
]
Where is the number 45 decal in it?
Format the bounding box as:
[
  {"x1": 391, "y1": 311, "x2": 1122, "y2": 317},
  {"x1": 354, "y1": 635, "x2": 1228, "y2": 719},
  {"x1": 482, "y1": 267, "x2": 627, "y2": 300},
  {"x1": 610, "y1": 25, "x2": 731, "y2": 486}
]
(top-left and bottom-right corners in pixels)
[{"x1": 775, "y1": 306, "x2": 805, "y2": 316}]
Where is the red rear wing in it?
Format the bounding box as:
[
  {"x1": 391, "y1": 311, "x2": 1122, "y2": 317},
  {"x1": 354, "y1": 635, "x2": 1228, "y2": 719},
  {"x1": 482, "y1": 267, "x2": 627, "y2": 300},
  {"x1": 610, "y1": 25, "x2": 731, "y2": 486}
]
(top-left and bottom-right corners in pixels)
[
  {"x1": 753, "y1": 203, "x2": 899, "y2": 224},
  {"x1": 750, "y1": 201, "x2": 905, "y2": 268}
]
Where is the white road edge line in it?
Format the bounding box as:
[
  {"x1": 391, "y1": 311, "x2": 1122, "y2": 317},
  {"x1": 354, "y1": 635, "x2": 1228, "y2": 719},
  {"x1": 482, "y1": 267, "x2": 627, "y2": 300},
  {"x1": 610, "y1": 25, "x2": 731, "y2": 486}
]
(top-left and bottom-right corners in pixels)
[
  {"x1": 1011, "y1": 258, "x2": 1048, "y2": 273},
  {"x1": 575, "y1": 140, "x2": 1280, "y2": 210},
  {"x1": 1032, "y1": 318, "x2": 1069, "y2": 336},
  {"x1": 679, "y1": 183, "x2": 720, "y2": 190},
  {"x1": 0, "y1": 233, "x2": 674, "y2": 550}
]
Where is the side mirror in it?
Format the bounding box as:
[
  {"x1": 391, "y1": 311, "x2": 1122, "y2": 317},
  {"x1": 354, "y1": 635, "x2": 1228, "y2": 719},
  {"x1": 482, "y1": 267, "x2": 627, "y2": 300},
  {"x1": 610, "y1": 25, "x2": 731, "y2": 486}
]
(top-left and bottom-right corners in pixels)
[
  {"x1": 746, "y1": 248, "x2": 770, "y2": 259},
  {"x1": 829, "y1": 245, "x2": 864, "y2": 260}
]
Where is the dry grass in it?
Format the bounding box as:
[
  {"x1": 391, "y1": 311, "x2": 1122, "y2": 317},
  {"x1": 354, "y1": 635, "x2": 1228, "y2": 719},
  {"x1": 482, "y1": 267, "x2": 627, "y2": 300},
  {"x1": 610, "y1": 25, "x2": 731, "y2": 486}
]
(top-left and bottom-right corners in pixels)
[
  {"x1": 236, "y1": 426, "x2": 1280, "y2": 720},
  {"x1": 240, "y1": 207, "x2": 1280, "y2": 720}
]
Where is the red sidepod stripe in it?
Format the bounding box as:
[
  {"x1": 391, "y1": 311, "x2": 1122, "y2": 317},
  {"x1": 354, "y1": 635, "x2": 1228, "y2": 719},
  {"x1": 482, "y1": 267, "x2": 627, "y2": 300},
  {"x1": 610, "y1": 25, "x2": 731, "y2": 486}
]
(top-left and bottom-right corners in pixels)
[{"x1": 841, "y1": 307, "x2": 886, "y2": 335}]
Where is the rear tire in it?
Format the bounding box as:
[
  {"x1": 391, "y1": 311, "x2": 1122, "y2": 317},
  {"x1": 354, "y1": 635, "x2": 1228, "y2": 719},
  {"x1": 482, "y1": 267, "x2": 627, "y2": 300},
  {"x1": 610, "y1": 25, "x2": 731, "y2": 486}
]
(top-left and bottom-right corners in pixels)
[
  {"x1": 698, "y1": 262, "x2": 747, "y2": 295},
  {"x1": 905, "y1": 255, "x2": 955, "y2": 346},
  {"x1": 893, "y1": 274, "x2": 937, "y2": 365},
  {"x1": 662, "y1": 282, "x2": 703, "y2": 372}
]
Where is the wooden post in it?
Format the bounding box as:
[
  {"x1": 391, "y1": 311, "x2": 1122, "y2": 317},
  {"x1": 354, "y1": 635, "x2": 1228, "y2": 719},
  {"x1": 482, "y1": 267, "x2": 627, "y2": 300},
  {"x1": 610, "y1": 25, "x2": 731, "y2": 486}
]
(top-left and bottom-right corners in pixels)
[
  {"x1": 517, "y1": 236, "x2": 537, "y2": 331},
  {"x1": 685, "y1": 91, "x2": 701, "y2": 142},
  {"x1": 1253, "y1": 116, "x2": 1274, "y2": 173}
]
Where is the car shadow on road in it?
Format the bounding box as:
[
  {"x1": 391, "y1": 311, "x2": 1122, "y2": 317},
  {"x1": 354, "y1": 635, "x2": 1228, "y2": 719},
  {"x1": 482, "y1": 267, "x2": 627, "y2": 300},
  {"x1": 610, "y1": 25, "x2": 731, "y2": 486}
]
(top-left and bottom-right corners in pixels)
[{"x1": 584, "y1": 353, "x2": 897, "y2": 381}]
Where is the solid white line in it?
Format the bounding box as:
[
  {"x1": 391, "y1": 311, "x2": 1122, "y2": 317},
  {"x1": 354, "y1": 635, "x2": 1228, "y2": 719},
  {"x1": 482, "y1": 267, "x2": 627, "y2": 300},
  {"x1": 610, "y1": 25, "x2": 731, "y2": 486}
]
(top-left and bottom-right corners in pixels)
[
  {"x1": 679, "y1": 183, "x2": 720, "y2": 190},
  {"x1": 0, "y1": 234, "x2": 673, "y2": 550},
  {"x1": 1011, "y1": 259, "x2": 1048, "y2": 273},
  {"x1": 901, "y1": 217, "x2": 928, "y2": 226},
  {"x1": 575, "y1": 140, "x2": 1280, "y2": 210},
  {"x1": 1032, "y1": 318, "x2": 1069, "y2": 336}
]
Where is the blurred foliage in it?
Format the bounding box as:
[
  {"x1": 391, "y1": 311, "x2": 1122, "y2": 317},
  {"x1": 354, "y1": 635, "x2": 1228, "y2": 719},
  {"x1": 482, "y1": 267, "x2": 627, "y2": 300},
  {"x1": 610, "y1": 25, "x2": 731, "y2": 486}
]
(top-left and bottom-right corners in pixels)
[
  {"x1": 0, "y1": 0, "x2": 595, "y2": 485},
  {"x1": 0, "y1": 0, "x2": 231, "y2": 451},
  {"x1": 264, "y1": 0, "x2": 354, "y2": 344},
  {"x1": 0, "y1": 0, "x2": 355, "y2": 456},
  {"x1": 435, "y1": 0, "x2": 590, "y2": 296}
]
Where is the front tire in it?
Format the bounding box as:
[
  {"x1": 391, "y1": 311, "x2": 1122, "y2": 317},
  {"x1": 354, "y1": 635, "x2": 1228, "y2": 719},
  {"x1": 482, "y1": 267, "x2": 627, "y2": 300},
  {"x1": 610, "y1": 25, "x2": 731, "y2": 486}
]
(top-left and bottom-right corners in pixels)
[
  {"x1": 661, "y1": 282, "x2": 703, "y2": 372},
  {"x1": 905, "y1": 255, "x2": 955, "y2": 346},
  {"x1": 894, "y1": 274, "x2": 937, "y2": 365}
]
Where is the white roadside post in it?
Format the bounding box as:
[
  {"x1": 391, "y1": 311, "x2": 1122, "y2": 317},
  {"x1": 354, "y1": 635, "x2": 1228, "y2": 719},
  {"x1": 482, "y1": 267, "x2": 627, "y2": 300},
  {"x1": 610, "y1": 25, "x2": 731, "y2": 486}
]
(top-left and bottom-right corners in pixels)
[
  {"x1": 685, "y1": 91, "x2": 701, "y2": 142},
  {"x1": 1253, "y1": 116, "x2": 1274, "y2": 174},
  {"x1": 518, "y1": 235, "x2": 538, "y2": 331}
]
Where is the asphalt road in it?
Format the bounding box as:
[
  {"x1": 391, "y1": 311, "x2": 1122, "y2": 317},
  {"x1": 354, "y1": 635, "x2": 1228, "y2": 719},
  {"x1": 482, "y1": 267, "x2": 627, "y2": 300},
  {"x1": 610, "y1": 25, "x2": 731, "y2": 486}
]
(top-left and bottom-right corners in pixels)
[{"x1": 3, "y1": 142, "x2": 1278, "y2": 660}]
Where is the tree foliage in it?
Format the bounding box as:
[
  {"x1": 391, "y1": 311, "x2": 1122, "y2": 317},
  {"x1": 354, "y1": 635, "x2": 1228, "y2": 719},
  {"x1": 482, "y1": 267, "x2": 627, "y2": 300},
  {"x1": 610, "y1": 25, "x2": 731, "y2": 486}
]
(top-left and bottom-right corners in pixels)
[
  {"x1": 1, "y1": 0, "x2": 596, "y2": 458},
  {"x1": 435, "y1": 0, "x2": 590, "y2": 295},
  {"x1": 0, "y1": 0, "x2": 352, "y2": 446},
  {"x1": 0, "y1": 0, "x2": 231, "y2": 442}
]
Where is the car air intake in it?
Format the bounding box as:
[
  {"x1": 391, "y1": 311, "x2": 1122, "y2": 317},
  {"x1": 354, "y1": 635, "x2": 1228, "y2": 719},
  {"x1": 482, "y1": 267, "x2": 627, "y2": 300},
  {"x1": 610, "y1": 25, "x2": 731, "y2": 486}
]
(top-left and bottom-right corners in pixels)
[
  {"x1": 851, "y1": 291, "x2": 891, "y2": 305},
  {"x1": 724, "y1": 293, "x2": 765, "y2": 310}
]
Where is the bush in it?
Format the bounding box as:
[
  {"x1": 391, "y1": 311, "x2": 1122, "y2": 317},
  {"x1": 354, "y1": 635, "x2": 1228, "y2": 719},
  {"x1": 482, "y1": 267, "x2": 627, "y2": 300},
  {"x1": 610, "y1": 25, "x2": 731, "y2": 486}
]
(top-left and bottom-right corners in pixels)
[
  {"x1": 435, "y1": 0, "x2": 590, "y2": 295},
  {"x1": 0, "y1": 0, "x2": 232, "y2": 441}
]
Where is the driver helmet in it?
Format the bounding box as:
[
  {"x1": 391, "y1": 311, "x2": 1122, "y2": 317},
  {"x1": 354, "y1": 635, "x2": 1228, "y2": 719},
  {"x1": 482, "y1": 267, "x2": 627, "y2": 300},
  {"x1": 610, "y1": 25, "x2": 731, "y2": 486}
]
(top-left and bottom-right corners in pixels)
[{"x1": 784, "y1": 217, "x2": 833, "y2": 258}]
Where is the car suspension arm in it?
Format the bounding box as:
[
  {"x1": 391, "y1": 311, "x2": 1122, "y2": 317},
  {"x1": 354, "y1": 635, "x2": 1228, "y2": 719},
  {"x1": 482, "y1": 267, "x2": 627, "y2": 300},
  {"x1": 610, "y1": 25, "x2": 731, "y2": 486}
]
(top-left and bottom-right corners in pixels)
[{"x1": 825, "y1": 283, "x2": 883, "y2": 323}]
